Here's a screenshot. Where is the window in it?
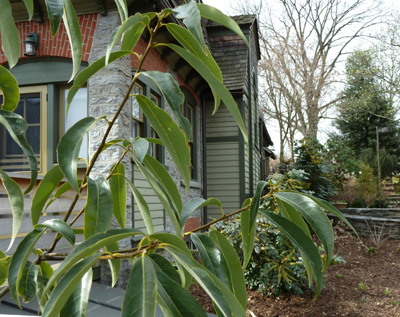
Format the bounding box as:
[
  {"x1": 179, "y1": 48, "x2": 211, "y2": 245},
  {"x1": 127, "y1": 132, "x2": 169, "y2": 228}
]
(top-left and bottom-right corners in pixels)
[
  {"x1": 0, "y1": 85, "x2": 47, "y2": 173},
  {"x1": 131, "y1": 82, "x2": 144, "y2": 139},
  {"x1": 181, "y1": 87, "x2": 197, "y2": 180}
]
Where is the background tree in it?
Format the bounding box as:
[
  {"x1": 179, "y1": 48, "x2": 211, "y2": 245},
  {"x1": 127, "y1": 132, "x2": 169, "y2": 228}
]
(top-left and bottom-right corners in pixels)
[{"x1": 334, "y1": 50, "x2": 400, "y2": 178}]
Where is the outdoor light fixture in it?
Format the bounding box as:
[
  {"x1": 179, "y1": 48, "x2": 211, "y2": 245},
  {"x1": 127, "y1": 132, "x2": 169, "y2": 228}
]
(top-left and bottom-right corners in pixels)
[{"x1": 24, "y1": 33, "x2": 39, "y2": 56}]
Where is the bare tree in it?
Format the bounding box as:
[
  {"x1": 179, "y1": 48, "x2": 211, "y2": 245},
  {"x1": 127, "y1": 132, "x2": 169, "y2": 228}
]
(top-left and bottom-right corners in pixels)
[{"x1": 233, "y1": 0, "x2": 383, "y2": 140}]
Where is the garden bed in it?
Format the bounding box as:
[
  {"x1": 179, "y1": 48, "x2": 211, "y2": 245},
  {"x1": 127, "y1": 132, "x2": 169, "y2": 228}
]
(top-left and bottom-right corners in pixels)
[{"x1": 191, "y1": 226, "x2": 400, "y2": 316}]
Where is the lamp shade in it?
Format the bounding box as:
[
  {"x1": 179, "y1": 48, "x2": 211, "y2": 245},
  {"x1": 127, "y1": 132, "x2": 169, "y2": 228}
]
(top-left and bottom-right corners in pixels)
[{"x1": 24, "y1": 33, "x2": 39, "y2": 57}]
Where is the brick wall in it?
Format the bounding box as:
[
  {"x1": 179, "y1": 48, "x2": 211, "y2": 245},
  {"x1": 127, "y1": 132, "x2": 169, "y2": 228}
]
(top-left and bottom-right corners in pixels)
[{"x1": 0, "y1": 14, "x2": 97, "y2": 65}]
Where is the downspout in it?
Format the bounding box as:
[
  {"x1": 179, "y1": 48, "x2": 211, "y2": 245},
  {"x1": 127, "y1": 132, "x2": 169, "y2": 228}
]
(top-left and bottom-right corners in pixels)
[{"x1": 202, "y1": 95, "x2": 208, "y2": 225}]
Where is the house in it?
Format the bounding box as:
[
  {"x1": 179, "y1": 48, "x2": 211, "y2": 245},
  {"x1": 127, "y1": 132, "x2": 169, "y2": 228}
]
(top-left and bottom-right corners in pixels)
[{"x1": 0, "y1": 0, "x2": 274, "y2": 258}]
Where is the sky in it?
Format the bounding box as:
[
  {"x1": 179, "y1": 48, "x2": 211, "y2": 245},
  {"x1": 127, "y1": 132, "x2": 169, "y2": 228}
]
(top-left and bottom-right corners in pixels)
[{"x1": 202, "y1": 0, "x2": 400, "y2": 157}]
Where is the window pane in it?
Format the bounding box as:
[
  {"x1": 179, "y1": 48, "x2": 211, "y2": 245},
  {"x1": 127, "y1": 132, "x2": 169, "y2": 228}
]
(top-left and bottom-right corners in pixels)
[
  {"x1": 26, "y1": 96, "x2": 41, "y2": 123},
  {"x1": 26, "y1": 126, "x2": 41, "y2": 154},
  {"x1": 5, "y1": 133, "x2": 23, "y2": 155},
  {"x1": 131, "y1": 83, "x2": 143, "y2": 120},
  {"x1": 64, "y1": 88, "x2": 88, "y2": 158}
]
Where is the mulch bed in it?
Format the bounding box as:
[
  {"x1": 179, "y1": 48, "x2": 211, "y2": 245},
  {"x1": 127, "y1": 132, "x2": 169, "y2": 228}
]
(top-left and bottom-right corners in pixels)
[{"x1": 190, "y1": 226, "x2": 400, "y2": 316}]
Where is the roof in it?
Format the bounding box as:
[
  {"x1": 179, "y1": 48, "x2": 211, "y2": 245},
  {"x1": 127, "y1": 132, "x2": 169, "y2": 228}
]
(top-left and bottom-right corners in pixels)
[{"x1": 207, "y1": 15, "x2": 258, "y2": 91}]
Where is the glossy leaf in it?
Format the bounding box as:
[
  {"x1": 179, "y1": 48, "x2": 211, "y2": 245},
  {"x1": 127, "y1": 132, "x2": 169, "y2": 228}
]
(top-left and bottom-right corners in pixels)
[
  {"x1": 0, "y1": 256, "x2": 11, "y2": 286},
  {"x1": 85, "y1": 177, "x2": 113, "y2": 240},
  {"x1": 31, "y1": 165, "x2": 64, "y2": 225},
  {"x1": 260, "y1": 210, "x2": 324, "y2": 297},
  {"x1": 150, "y1": 233, "x2": 192, "y2": 289},
  {"x1": 132, "y1": 138, "x2": 149, "y2": 163},
  {"x1": 241, "y1": 208, "x2": 256, "y2": 270},
  {"x1": 42, "y1": 229, "x2": 144, "y2": 298},
  {"x1": 191, "y1": 233, "x2": 231, "y2": 288},
  {"x1": 36, "y1": 275, "x2": 50, "y2": 311},
  {"x1": 0, "y1": 167, "x2": 24, "y2": 251},
  {"x1": 249, "y1": 181, "x2": 267, "y2": 229},
  {"x1": 209, "y1": 230, "x2": 246, "y2": 310},
  {"x1": 45, "y1": 0, "x2": 63, "y2": 37},
  {"x1": 170, "y1": 0, "x2": 205, "y2": 50},
  {"x1": 197, "y1": 3, "x2": 249, "y2": 46},
  {"x1": 114, "y1": 0, "x2": 128, "y2": 22},
  {"x1": 143, "y1": 154, "x2": 183, "y2": 213},
  {"x1": 151, "y1": 259, "x2": 206, "y2": 317},
  {"x1": 126, "y1": 177, "x2": 154, "y2": 234},
  {"x1": 275, "y1": 197, "x2": 310, "y2": 236},
  {"x1": 22, "y1": 0, "x2": 34, "y2": 20},
  {"x1": 293, "y1": 191, "x2": 358, "y2": 236},
  {"x1": 121, "y1": 13, "x2": 156, "y2": 52},
  {"x1": 36, "y1": 219, "x2": 76, "y2": 245},
  {"x1": 0, "y1": 65, "x2": 19, "y2": 111},
  {"x1": 9, "y1": 227, "x2": 46, "y2": 306},
  {"x1": 274, "y1": 191, "x2": 334, "y2": 270},
  {"x1": 18, "y1": 260, "x2": 39, "y2": 303},
  {"x1": 106, "y1": 13, "x2": 149, "y2": 65},
  {"x1": 136, "y1": 95, "x2": 191, "y2": 190},
  {"x1": 42, "y1": 254, "x2": 100, "y2": 317},
  {"x1": 148, "y1": 253, "x2": 180, "y2": 285},
  {"x1": 0, "y1": 110, "x2": 38, "y2": 193},
  {"x1": 180, "y1": 198, "x2": 221, "y2": 233},
  {"x1": 140, "y1": 71, "x2": 191, "y2": 140},
  {"x1": 60, "y1": 268, "x2": 93, "y2": 317},
  {"x1": 0, "y1": 1, "x2": 20, "y2": 68},
  {"x1": 62, "y1": 0, "x2": 82, "y2": 81},
  {"x1": 105, "y1": 242, "x2": 121, "y2": 287},
  {"x1": 122, "y1": 256, "x2": 157, "y2": 317},
  {"x1": 39, "y1": 260, "x2": 54, "y2": 280},
  {"x1": 164, "y1": 44, "x2": 249, "y2": 149},
  {"x1": 164, "y1": 245, "x2": 246, "y2": 317},
  {"x1": 109, "y1": 163, "x2": 127, "y2": 228},
  {"x1": 67, "y1": 51, "x2": 132, "y2": 112},
  {"x1": 57, "y1": 116, "x2": 101, "y2": 193}
]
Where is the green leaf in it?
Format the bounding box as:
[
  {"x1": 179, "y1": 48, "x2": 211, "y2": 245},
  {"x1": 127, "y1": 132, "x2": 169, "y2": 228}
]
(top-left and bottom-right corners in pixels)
[
  {"x1": 241, "y1": 208, "x2": 255, "y2": 270},
  {"x1": 190, "y1": 233, "x2": 231, "y2": 288},
  {"x1": 275, "y1": 197, "x2": 310, "y2": 236},
  {"x1": 150, "y1": 233, "x2": 192, "y2": 289},
  {"x1": 42, "y1": 229, "x2": 144, "y2": 299},
  {"x1": 122, "y1": 256, "x2": 157, "y2": 317},
  {"x1": 8, "y1": 227, "x2": 46, "y2": 307},
  {"x1": 106, "y1": 13, "x2": 149, "y2": 65},
  {"x1": 273, "y1": 191, "x2": 334, "y2": 270},
  {"x1": 197, "y1": 3, "x2": 249, "y2": 46},
  {"x1": 140, "y1": 71, "x2": 191, "y2": 139},
  {"x1": 67, "y1": 51, "x2": 132, "y2": 113},
  {"x1": 36, "y1": 275, "x2": 50, "y2": 311},
  {"x1": 31, "y1": 165, "x2": 64, "y2": 226},
  {"x1": 249, "y1": 181, "x2": 267, "y2": 229},
  {"x1": 45, "y1": 0, "x2": 63, "y2": 37},
  {"x1": 0, "y1": 1, "x2": 20, "y2": 68},
  {"x1": 0, "y1": 167, "x2": 24, "y2": 251},
  {"x1": 132, "y1": 138, "x2": 149, "y2": 163},
  {"x1": 60, "y1": 268, "x2": 92, "y2": 317},
  {"x1": 148, "y1": 253, "x2": 180, "y2": 285},
  {"x1": 259, "y1": 210, "x2": 324, "y2": 297},
  {"x1": 0, "y1": 65, "x2": 20, "y2": 111},
  {"x1": 293, "y1": 191, "x2": 358, "y2": 236},
  {"x1": 42, "y1": 254, "x2": 99, "y2": 317},
  {"x1": 85, "y1": 177, "x2": 114, "y2": 240},
  {"x1": 109, "y1": 163, "x2": 127, "y2": 228},
  {"x1": 180, "y1": 198, "x2": 222, "y2": 233},
  {"x1": 57, "y1": 116, "x2": 101, "y2": 193},
  {"x1": 36, "y1": 219, "x2": 75, "y2": 245},
  {"x1": 136, "y1": 95, "x2": 191, "y2": 189},
  {"x1": 121, "y1": 13, "x2": 157, "y2": 52},
  {"x1": 151, "y1": 258, "x2": 207, "y2": 317},
  {"x1": 105, "y1": 242, "x2": 121, "y2": 287},
  {"x1": 0, "y1": 256, "x2": 11, "y2": 286},
  {"x1": 18, "y1": 260, "x2": 39, "y2": 303},
  {"x1": 171, "y1": 0, "x2": 205, "y2": 50},
  {"x1": 22, "y1": 0, "x2": 34, "y2": 20},
  {"x1": 39, "y1": 260, "x2": 54, "y2": 280},
  {"x1": 126, "y1": 177, "x2": 154, "y2": 235},
  {"x1": 163, "y1": 245, "x2": 246, "y2": 317},
  {"x1": 143, "y1": 154, "x2": 183, "y2": 213},
  {"x1": 62, "y1": 0, "x2": 82, "y2": 81},
  {"x1": 0, "y1": 110, "x2": 38, "y2": 193},
  {"x1": 114, "y1": 0, "x2": 128, "y2": 22},
  {"x1": 209, "y1": 230, "x2": 246, "y2": 310},
  {"x1": 164, "y1": 44, "x2": 248, "y2": 150}
]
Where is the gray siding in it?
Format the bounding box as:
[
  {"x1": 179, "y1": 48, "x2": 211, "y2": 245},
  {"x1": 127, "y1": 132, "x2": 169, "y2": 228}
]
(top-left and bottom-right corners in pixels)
[{"x1": 206, "y1": 103, "x2": 239, "y2": 137}]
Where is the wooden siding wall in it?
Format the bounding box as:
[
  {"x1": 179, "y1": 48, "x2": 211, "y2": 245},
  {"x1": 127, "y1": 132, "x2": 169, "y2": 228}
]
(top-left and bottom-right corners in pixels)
[{"x1": 132, "y1": 168, "x2": 164, "y2": 233}]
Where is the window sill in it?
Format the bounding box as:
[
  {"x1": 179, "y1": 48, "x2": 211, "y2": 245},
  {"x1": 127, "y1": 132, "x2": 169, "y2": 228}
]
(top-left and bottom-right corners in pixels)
[
  {"x1": 5, "y1": 172, "x2": 46, "y2": 180},
  {"x1": 180, "y1": 180, "x2": 202, "y2": 190}
]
